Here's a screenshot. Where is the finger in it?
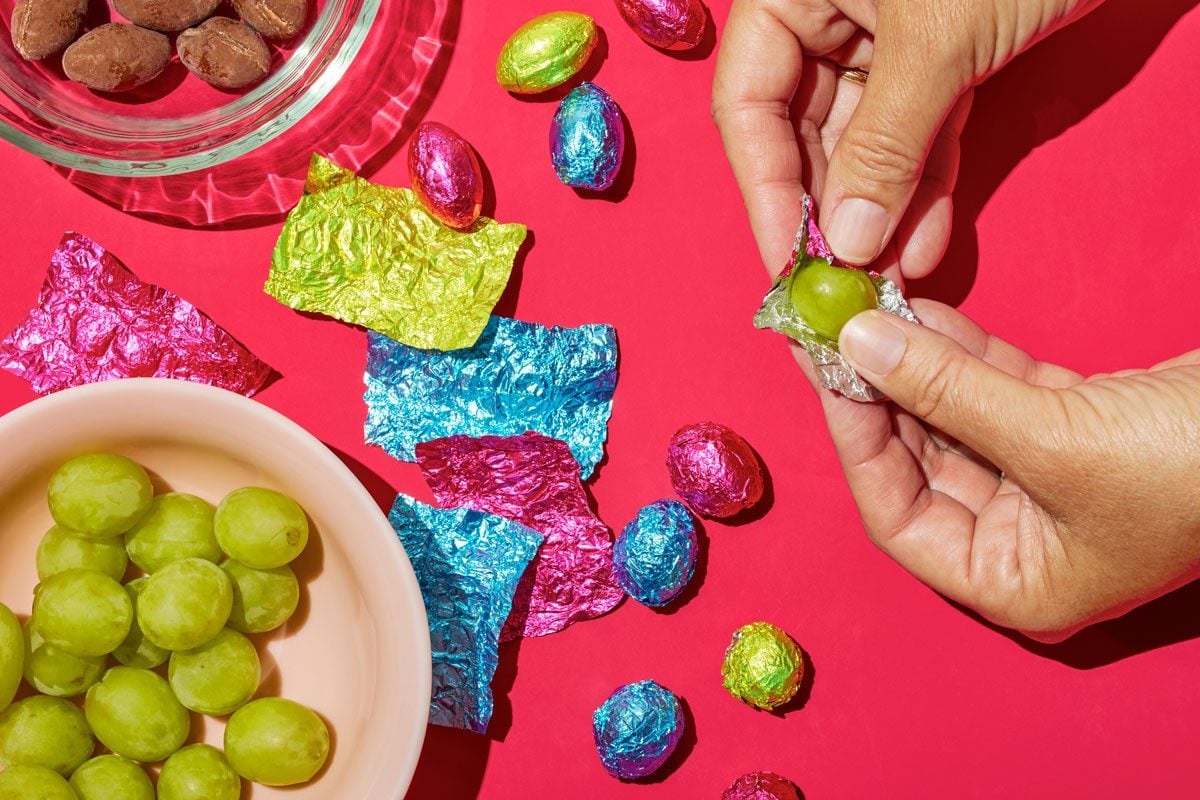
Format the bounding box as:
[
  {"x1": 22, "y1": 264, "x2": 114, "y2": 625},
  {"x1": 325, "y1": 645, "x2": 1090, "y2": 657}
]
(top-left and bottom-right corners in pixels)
[
  {"x1": 712, "y1": 0, "x2": 857, "y2": 270},
  {"x1": 794, "y1": 60, "x2": 838, "y2": 202}
]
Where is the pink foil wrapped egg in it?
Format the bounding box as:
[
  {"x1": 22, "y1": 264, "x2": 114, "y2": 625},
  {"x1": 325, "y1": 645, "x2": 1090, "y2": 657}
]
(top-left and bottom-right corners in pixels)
[
  {"x1": 667, "y1": 422, "x2": 764, "y2": 518},
  {"x1": 615, "y1": 0, "x2": 708, "y2": 50},
  {"x1": 407, "y1": 122, "x2": 484, "y2": 230}
]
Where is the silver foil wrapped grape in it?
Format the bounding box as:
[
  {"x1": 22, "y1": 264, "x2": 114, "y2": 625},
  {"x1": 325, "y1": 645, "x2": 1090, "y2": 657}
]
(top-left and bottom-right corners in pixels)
[
  {"x1": 592, "y1": 680, "x2": 685, "y2": 779},
  {"x1": 613, "y1": 500, "x2": 698, "y2": 607},
  {"x1": 615, "y1": 0, "x2": 708, "y2": 50},
  {"x1": 667, "y1": 422, "x2": 764, "y2": 519},
  {"x1": 723, "y1": 771, "x2": 803, "y2": 800},
  {"x1": 408, "y1": 122, "x2": 485, "y2": 230},
  {"x1": 550, "y1": 83, "x2": 625, "y2": 191}
]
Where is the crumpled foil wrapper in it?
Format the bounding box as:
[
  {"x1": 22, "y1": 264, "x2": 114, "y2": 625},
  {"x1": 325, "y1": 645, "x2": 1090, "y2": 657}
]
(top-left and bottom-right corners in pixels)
[
  {"x1": 388, "y1": 494, "x2": 541, "y2": 734},
  {"x1": 753, "y1": 195, "x2": 918, "y2": 401},
  {"x1": 592, "y1": 680, "x2": 685, "y2": 780},
  {"x1": 0, "y1": 233, "x2": 272, "y2": 396},
  {"x1": 364, "y1": 316, "x2": 618, "y2": 478},
  {"x1": 667, "y1": 421, "x2": 764, "y2": 519},
  {"x1": 721, "y1": 621, "x2": 805, "y2": 711},
  {"x1": 613, "y1": 499, "x2": 698, "y2": 607},
  {"x1": 265, "y1": 154, "x2": 527, "y2": 351},
  {"x1": 550, "y1": 82, "x2": 625, "y2": 191},
  {"x1": 417, "y1": 432, "x2": 624, "y2": 640},
  {"x1": 722, "y1": 771, "x2": 803, "y2": 800}
]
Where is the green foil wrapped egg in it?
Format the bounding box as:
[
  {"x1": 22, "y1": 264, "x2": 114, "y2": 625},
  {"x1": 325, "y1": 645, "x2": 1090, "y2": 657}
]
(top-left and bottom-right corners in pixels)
[
  {"x1": 496, "y1": 11, "x2": 597, "y2": 94},
  {"x1": 721, "y1": 621, "x2": 804, "y2": 711}
]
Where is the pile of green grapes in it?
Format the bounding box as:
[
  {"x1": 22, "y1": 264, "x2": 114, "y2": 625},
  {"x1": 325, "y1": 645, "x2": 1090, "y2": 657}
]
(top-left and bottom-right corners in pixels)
[{"x1": 0, "y1": 453, "x2": 330, "y2": 799}]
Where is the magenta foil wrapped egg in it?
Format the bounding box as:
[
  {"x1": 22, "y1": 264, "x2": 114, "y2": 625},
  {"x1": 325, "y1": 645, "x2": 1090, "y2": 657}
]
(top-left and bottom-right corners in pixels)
[
  {"x1": 667, "y1": 422, "x2": 764, "y2": 518},
  {"x1": 407, "y1": 122, "x2": 484, "y2": 230},
  {"x1": 615, "y1": 0, "x2": 708, "y2": 50}
]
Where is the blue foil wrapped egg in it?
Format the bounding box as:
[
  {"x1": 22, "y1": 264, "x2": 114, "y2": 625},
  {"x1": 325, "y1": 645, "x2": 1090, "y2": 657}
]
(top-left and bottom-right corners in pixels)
[
  {"x1": 550, "y1": 82, "x2": 625, "y2": 191},
  {"x1": 593, "y1": 680, "x2": 685, "y2": 779},
  {"x1": 613, "y1": 500, "x2": 698, "y2": 607}
]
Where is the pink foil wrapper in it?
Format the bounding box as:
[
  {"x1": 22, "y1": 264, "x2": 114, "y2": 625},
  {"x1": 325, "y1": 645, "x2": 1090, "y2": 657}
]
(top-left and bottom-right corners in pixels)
[
  {"x1": 417, "y1": 431, "x2": 624, "y2": 639},
  {"x1": 0, "y1": 233, "x2": 273, "y2": 396},
  {"x1": 667, "y1": 421, "x2": 765, "y2": 518}
]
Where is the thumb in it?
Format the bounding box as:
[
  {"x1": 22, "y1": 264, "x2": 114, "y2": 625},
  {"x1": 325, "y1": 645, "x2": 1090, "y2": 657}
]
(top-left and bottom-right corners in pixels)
[
  {"x1": 821, "y1": 10, "x2": 970, "y2": 265},
  {"x1": 838, "y1": 310, "x2": 1052, "y2": 468}
]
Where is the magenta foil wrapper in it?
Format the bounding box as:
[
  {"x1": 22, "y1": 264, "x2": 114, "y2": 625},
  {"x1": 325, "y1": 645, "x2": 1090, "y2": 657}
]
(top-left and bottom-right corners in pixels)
[
  {"x1": 667, "y1": 422, "x2": 765, "y2": 518},
  {"x1": 722, "y1": 771, "x2": 803, "y2": 800},
  {"x1": 417, "y1": 432, "x2": 624, "y2": 639},
  {"x1": 408, "y1": 122, "x2": 485, "y2": 230},
  {"x1": 0, "y1": 233, "x2": 272, "y2": 396}
]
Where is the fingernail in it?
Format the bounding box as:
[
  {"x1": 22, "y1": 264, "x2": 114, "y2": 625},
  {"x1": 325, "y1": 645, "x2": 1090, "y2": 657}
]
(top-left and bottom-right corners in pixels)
[
  {"x1": 824, "y1": 198, "x2": 890, "y2": 264},
  {"x1": 840, "y1": 312, "x2": 906, "y2": 375}
]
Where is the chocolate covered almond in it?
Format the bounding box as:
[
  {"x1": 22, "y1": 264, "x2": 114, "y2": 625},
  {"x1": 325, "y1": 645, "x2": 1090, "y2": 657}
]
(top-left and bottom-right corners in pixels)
[
  {"x1": 62, "y1": 23, "x2": 171, "y2": 92},
  {"x1": 10, "y1": 0, "x2": 87, "y2": 61},
  {"x1": 110, "y1": 0, "x2": 221, "y2": 32},
  {"x1": 230, "y1": 0, "x2": 306, "y2": 40},
  {"x1": 178, "y1": 17, "x2": 271, "y2": 89}
]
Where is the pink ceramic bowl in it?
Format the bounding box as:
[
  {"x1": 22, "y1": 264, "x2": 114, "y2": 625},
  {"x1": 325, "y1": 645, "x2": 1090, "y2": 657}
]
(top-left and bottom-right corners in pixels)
[{"x1": 0, "y1": 378, "x2": 431, "y2": 798}]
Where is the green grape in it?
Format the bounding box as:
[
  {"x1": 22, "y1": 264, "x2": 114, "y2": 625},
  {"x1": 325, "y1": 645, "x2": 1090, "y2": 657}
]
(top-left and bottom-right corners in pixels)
[
  {"x1": 0, "y1": 696, "x2": 93, "y2": 775},
  {"x1": 224, "y1": 698, "x2": 329, "y2": 786},
  {"x1": 23, "y1": 622, "x2": 104, "y2": 698},
  {"x1": 111, "y1": 578, "x2": 169, "y2": 669},
  {"x1": 47, "y1": 454, "x2": 153, "y2": 539},
  {"x1": 70, "y1": 755, "x2": 154, "y2": 800},
  {"x1": 788, "y1": 258, "x2": 879, "y2": 341},
  {"x1": 124, "y1": 493, "x2": 219, "y2": 573},
  {"x1": 221, "y1": 558, "x2": 300, "y2": 634},
  {"x1": 0, "y1": 603, "x2": 22, "y2": 713},
  {"x1": 36, "y1": 526, "x2": 127, "y2": 582},
  {"x1": 0, "y1": 764, "x2": 81, "y2": 800},
  {"x1": 158, "y1": 744, "x2": 241, "y2": 800},
  {"x1": 215, "y1": 487, "x2": 309, "y2": 569},
  {"x1": 169, "y1": 628, "x2": 260, "y2": 715},
  {"x1": 84, "y1": 667, "x2": 189, "y2": 763},
  {"x1": 31, "y1": 570, "x2": 132, "y2": 658},
  {"x1": 139, "y1": 559, "x2": 233, "y2": 651}
]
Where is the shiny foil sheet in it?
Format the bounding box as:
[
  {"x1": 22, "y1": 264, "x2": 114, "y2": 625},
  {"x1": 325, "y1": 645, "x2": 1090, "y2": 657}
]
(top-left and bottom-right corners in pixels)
[
  {"x1": 0, "y1": 232, "x2": 272, "y2": 396},
  {"x1": 721, "y1": 621, "x2": 805, "y2": 711},
  {"x1": 753, "y1": 195, "x2": 918, "y2": 401},
  {"x1": 266, "y1": 154, "x2": 527, "y2": 351},
  {"x1": 613, "y1": 499, "x2": 697, "y2": 607},
  {"x1": 408, "y1": 122, "x2": 484, "y2": 230},
  {"x1": 388, "y1": 494, "x2": 541, "y2": 734},
  {"x1": 722, "y1": 771, "x2": 803, "y2": 800},
  {"x1": 667, "y1": 422, "x2": 764, "y2": 519},
  {"x1": 364, "y1": 315, "x2": 618, "y2": 478},
  {"x1": 592, "y1": 680, "x2": 685, "y2": 780},
  {"x1": 615, "y1": 0, "x2": 708, "y2": 50},
  {"x1": 551, "y1": 83, "x2": 625, "y2": 191},
  {"x1": 417, "y1": 432, "x2": 624, "y2": 640}
]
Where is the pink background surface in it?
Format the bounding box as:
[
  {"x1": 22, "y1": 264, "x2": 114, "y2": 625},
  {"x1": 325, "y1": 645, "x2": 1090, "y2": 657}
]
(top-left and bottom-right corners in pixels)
[{"x1": 2, "y1": 0, "x2": 1199, "y2": 797}]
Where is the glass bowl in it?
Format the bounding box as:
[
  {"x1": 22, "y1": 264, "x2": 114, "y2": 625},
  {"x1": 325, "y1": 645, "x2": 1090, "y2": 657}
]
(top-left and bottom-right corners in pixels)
[{"x1": 0, "y1": 0, "x2": 453, "y2": 225}]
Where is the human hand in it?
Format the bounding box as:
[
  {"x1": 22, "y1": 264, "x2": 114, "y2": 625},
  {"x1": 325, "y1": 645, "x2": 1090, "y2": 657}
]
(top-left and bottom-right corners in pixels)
[
  {"x1": 712, "y1": 0, "x2": 1103, "y2": 278},
  {"x1": 814, "y1": 301, "x2": 1200, "y2": 641}
]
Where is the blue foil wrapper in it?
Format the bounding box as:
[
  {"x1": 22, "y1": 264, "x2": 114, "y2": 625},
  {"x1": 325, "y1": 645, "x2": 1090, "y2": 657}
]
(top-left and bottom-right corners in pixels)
[
  {"x1": 364, "y1": 315, "x2": 618, "y2": 478},
  {"x1": 613, "y1": 500, "x2": 698, "y2": 607},
  {"x1": 388, "y1": 494, "x2": 542, "y2": 734},
  {"x1": 593, "y1": 680, "x2": 685, "y2": 779},
  {"x1": 550, "y1": 82, "x2": 626, "y2": 191}
]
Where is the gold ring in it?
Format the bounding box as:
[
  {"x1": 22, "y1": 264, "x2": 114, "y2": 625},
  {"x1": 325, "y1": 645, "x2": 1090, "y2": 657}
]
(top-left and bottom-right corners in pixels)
[{"x1": 838, "y1": 67, "x2": 869, "y2": 86}]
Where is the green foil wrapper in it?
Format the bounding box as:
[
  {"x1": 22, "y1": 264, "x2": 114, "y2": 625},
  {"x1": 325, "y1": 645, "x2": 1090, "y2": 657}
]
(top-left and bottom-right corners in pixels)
[
  {"x1": 721, "y1": 621, "x2": 804, "y2": 711},
  {"x1": 266, "y1": 154, "x2": 528, "y2": 351}
]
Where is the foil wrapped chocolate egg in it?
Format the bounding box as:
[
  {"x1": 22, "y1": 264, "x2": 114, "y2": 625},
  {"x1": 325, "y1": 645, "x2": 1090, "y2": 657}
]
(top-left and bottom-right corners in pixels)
[
  {"x1": 496, "y1": 11, "x2": 597, "y2": 94},
  {"x1": 721, "y1": 622, "x2": 804, "y2": 711},
  {"x1": 593, "y1": 680, "x2": 685, "y2": 779},
  {"x1": 407, "y1": 122, "x2": 484, "y2": 230},
  {"x1": 667, "y1": 422, "x2": 764, "y2": 518},
  {"x1": 613, "y1": 500, "x2": 697, "y2": 607},
  {"x1": 615, "y1": 0, "x2": 708, "y2": 50},
  {"x1": 550, "y1": 82, "x2": 625, "y2": 191},
  {"x1": 723, "y1": 771, "x2": 803, "y2": 800}
]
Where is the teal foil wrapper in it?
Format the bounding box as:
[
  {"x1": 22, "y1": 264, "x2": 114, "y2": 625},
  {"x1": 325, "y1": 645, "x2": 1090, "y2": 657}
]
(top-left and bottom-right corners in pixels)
[
  {"x1": 389, "y1": 494, "x2": 541, "y2": 734},
  {"x1": 364, "y1": 316, "x2": 618, "y2": 478}
]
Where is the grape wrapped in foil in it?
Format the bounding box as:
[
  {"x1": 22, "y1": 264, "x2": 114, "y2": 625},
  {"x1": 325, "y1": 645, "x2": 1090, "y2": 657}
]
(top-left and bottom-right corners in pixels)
[
  {"x1": 613, "y1": 500, "x2": 698, "y2": 607},
  {"x1": 417, "y1": 432, "x2": 624, "y2": 640},
  {"x1": 667, "y1": 421, "x2": 764, "y2": 518},
  {"x1": 496, "y1": 11, "x2": 597, "y2": 94},
  {"x1": 0, "y1": 232, "x2": 272, "y2": 396},
  {"x1": 550, "y1": 83, "x2": 625, "y2": 191},
  {"x1": 753, "y1": 195, "x2": 917, "y2": 401},
  {"x1": 388, "y1": 494, "x2": 541, "y2": 734},
  {"x1": 266, "y1": 154, "x2": 527, "y2": 351},
  {"x1": 592, "y1": 680, "x2": 685, "y2": 780},
  {"x1": 721, "y1": 621, "x2": 805, "y2": 711},
  {"x1": 364, "y1": 316, "x2": 618, "y2": 478},
  {"x1": 723, "y1": 771, "x2": 803, "y2": 800}
]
